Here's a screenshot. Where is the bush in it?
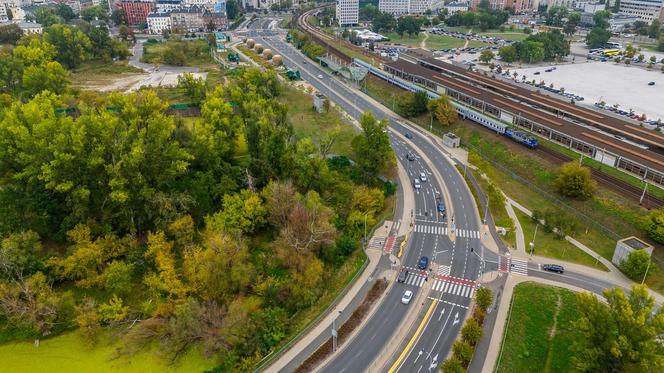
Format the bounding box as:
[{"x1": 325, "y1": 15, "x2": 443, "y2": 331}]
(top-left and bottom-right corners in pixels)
[
  {"x1": 553, "y1": 162, "x2": 596, "y2": 200},
  {"x1": 475, "y1": 287, "x2": 493, "y2": 311},
  {"x1": 461, "y1": 318, "x2": 483, "y2": 346},
  {"x1": 452, "y1": 339, "x2": 474, "y2": 367},
  {"x1": 441, "y1": 356, "x2": 465, "y2": 373},
  {"x1": 644, "y1": 208, "x2": 664, "y2": 244},
  {"x1": 620, "y1": 249, "x2": 655, "y2": 281}
]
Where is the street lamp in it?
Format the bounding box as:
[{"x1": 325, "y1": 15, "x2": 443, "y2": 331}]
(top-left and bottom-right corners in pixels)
[
  {"x1": 470, "y1": 246, "x2": 486, "y2": 281},
  {"x1": 363, "y1": 211, "x2": 370, "y2": 246},
  {"x1": 332, "y1": 310, "x2": 342, "y2": 352},
  {"x1": 529, "y1": 222, "x2": 538, "y2": 256}
]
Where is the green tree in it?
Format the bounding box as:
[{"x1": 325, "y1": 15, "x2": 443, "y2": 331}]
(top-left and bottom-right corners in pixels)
[
  {"x1": 226, "y1": 0, "x2": 241, "y2": 20},
  {"x1": 644, "y1": 208, "x2": 664, "y2": 243},
  {"x1": 351, "y1": 112, "x2": 393, "y2": 178},
  {"x1": 0, "y1": 24, "x2": 23, "y2": 45},
  {"x1": 564, "y1": 12, "x2": 581, "y2": 36},
  {"x1": 80, "y1": 6, "x2": 108, "y2": 22},
  {"x1": 498, "y1": 45, "x2": 517, "y2": 64},
  {"x1": 545, "y1": 6, "x2": 569, "y2": 27},
  {"x1": 452, "y1": 339, "x2": 473, "y2": 367},
  {"x1": 475, "y1": 286, "x2": 493, "y2": 311},
  {"x1": 85, "y1": 25, "x2": 113, "y2": 61},
  {"x1": 658, "y1": 36, "x2": 664, "y2": 52},
  {"x1": 0, "y1": 230, "x2": 41, "y2": 279},
  {"x1": 206, "y1": 189, "x2": 267, "y2": 234},
  {"x1": 372, "y1": 11, "x2": 397, "y2": 32},
  {"x1": 54, "y1": 4, "x2": 77, "y2": 22},
  {"x1": 177, "y1": 72, "x2": 207, "y2": 106},
  {"x1": 516, "y1": 40, "x2": 545, "y2": 63},
  {"x1": 648, "y1": 19, "x2": 661, "y2": 39},
  {"x1": 620, "y1": 249, "x2": 654, "y2": 281},
  {"x1": 103, "y1": 261, "x2": 134, "y2": 296},
  {"x1": 45, "y1": 24, "x2": 92, "y2": 68},
  {"x1": 572, "y1": 285, "x2": 664, "y2": 372},
  {"x1": 586, "y1": 27, "x2": 612, "y2": 48},
  {"x1": 33, "y1": 7, "x2": 63, "y2": 28},
  {"x1": 111, "y1": 9, "x2": 125, "y2": 26},
  {"x1": 553, "y1": 161, "x2": 596, "y2": 200},
  {"x1": 461, "y1": 318, "x2": 483, "y2": 346},
  {"x1": 479, "y1": 49, "x2": 494, "y2": 63},
  {"x1": 22, "y1": 60, "x2": 69, "y2": 97},
  {"x1": 441, "y1": 357, "x2": 465, "y2": 373},
  {"x1": 593, "y1": 10, "x2": 611, "y2": 30}
]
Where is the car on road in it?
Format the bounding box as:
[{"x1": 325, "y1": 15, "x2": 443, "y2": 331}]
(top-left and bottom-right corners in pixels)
[
  {"x1": 420, "y1": 172, "x2": 427, "y2": 182},
  {"x1": 413, "y1": 179, "x2": 421, "y2": 190},
  {"x1": 405, "y1": 132, "x2": 413, "y2": 139},
  {"x1": 401, "y1": 290, "x2": 413, "y2": 304},
  {"x1": 317, "y1": 74, "x2": 323, "y2": 79},
  {"x1": 534, "y1": 71, "x2": 541, "y2": 75},
  {"x1": 398, "y1": 269, "x2": 409, "y2": 283},
  {"x1": 542, "y1": 264, "x2": 564, "y2": 274},
  {"x1": 406, "y1": 152, "x2": 415, "y2": 161},
  {"x1": 417, "y1": 256, "x2": 429, "y2": 270},
  {"x1": 648, "y1": 81, "x2": 655, "y2": 86}
]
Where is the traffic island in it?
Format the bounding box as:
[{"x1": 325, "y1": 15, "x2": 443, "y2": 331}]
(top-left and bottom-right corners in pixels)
[{"x1": 294, "y1": 278, "x2": 388, "y2": 372}]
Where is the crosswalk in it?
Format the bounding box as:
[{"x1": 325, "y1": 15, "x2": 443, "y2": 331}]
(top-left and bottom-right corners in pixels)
[
  {"x1": 414, "y1": 225, "x2": 481, "y2": 239},
  {"x1": 510, "y1": 258, "x2": 529, "y2": 276},
  {"x1": 368, "y1": 236, "x2": 386, "y2": 250},
  {"x1": 432, "y1": 279, "x2": 476, "y2": 299},
  {"x1": 437, "y1": 265, "x2": 451, "y2": 277},
  {"x1": 403, "y1": 271, "x2": 428, "y2": 287}
]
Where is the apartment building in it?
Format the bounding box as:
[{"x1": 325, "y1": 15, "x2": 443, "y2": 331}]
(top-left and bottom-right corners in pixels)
[
  {"x1": 119, "y1": 0, "x2": 155, "y2": 25},
  {"x1": 336, "y1": 0, "x2": 358, "y2": 26},
  {"x1": 619, "y1": 0, "x2": 664, "y2": 23}
]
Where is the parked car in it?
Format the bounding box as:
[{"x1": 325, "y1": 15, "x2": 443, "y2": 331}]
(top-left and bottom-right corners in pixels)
[
  {"x1": 534, "y1": 71, "x2": 541, "y2": 75},
  {"x1": 398, "y1": 269, "x2": 409, "y2": 283},
  {"x1": 417, "y1": 256, "x2": 429, "y2": 270},
  {"x1": 420, "y1": 172, "x2": 428, "y2": 182},
  {"x1": 401, "y1": 290, "x2": 413, "y2": 304},
  {"x1": 542, "y1": 264, "x2": 564, "y2": 274}
]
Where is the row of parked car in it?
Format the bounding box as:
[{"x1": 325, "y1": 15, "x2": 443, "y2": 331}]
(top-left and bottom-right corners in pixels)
[
  {"x1": 429, "y1": 28, "x2": 513, "y2": 45},
  {"x1": 593, "y1": 102, "x2": 661, "y2": 126}
]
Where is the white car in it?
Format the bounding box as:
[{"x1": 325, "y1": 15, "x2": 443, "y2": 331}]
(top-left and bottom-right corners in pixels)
[
  {"x1": 413, "y1": 179, "x2": 421, "y2": 189},
  {"x1": 317, "y1": 74, "x2": 323, "y2": 79},
  {"x1": 401, "y1": 290, "x2": 413, "y2": 304},
  {"x1": 420, "y1": 172, "x2": 427, "y2": 182}
]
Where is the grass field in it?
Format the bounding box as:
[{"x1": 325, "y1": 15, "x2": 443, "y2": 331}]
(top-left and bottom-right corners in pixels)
[
  {"x1": 496, "y1": 282, "x2": 580, "y2": 373},
  {"x1": 279, "y1": 85, "x2": 357, "y2": 157},
  {"x1": 0, "y1": 331, "x2": 216, "y2": 373},
  {"x1": 515, "y1": 209, "x2": 608, "y2": 271}
]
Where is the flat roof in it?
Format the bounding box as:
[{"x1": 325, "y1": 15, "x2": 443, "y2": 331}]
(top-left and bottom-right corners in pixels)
[{"x1": 619, "y1": 236, "x2": 652, "y2": 250}]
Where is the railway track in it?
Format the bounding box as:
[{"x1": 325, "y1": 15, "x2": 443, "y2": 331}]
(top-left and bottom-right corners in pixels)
[
  {"x1": 536, "y1": 145, "x2": 663, "y2": 209},
  {"x1": 293, "y1": 9, "x2": 664, "y2": 209}
]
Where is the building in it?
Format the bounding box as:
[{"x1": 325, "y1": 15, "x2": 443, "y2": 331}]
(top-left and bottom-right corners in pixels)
[
  {"x1": 470, "y1": 0, "x2": 537, "y2": 13},
  {"x1": 203, "y1": 11, "x2": 227, "y2": 30},
  {"x1": 0, "y1": 3, "x2": 8, "y2": 22},
  {"x1": 444, "y1": 1, "x2": 470, "y2": 15},
  {"x1": 0, "y1": 20, "x2": 43, "y2": 33},
  {"x1": 583, "y1": 2, "x2": 605, "y2": 13},
  {"x1": 336, "y1": 0, "x2": 358, "y2": 26},
  {"x1": 119, "y1": 0, "x2": 155, "y2": 25},
  {"x1": 378, "y1": 0, "x2": 434, "y2": 14},
  {"x1": 170, "y1": 5, "x2": 206, "y2": 32},
  {"x1": 611, "y1": 236, "x2": 653, "y2": 267},
  {"x1": 619, "y1": 0, "x2": 664, "y2": 23},
  {"x1": 609, "y1": 13, "x2": 641, "y2": 31},
  {"x1": 147, "y1": 11, "x2": 172, "y2": 33},
  {"x1": 155, "y1": 0, "x2": 183, "y2": 12}
]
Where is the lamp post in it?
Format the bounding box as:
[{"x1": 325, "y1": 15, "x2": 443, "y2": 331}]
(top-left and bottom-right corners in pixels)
[
  {"x1": 641, "y1": 258, "x2": 652, "y2": 285},
  {"x1": 332, "y1": 310, "x2": 342, "y2": 352},
  {"x1": 363, "y1": 211, "x2": 370, "y2": 246},
  {"x1": 470, "y1": 245, "x2": 486, "y2": 282},
  {"x1": 530, "y1": 223, "x2": 538, "y2": 256}
]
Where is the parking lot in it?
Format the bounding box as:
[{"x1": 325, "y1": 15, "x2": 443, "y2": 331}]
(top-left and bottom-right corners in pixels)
[{"x1": 511, "y1": 61, "x2": 664, "y2": 123}]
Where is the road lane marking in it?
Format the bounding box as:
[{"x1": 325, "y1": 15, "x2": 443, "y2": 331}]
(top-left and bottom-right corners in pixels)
[{"x1": 388, "y1": 299, "x2": 437, "y2": 373}]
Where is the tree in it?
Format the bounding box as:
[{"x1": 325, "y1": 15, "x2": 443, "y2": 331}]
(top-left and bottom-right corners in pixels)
[
  {"x1": 0, "y1": 231, "x2": 41, "y2": 280},
  {"x1": 620, "y1": 249, "x2": 654, "y2": 281},
  {"x1": 54, "y1": 4, "x2": 77, "y2": 22},
  {"x1": 644, "y1": 209, "x2": 664, "y2": 243},
  {"x1": 564, "y1": 12, "x2": 581, "y2": 36},
  {"x1": 111, "y1": 9, "x2": 125, "y2": 26},
  {"x1": 143, "y1": 231, "x2": 188, "y2": 299},
  {"x1": 0, "y1": 24, "x2": 23, "y2": 45},
  {"x1": 516, "y1": 40, "x2": 545, "y2": 63},
  {"x1": 44, "y1": 24, "x2": 92, "y2": 68},
  {"x1": 545, "y1": 6, "x2": 568, "y2": 27},
  {"x1": 658, "y1": 36, "x2": 664, "y2": 52},
  {"x1": 75, "y1": 297, "x2": 100, "y2": 344},
  {"x1": 373, "y1": 11, "x2": 397, "y2": 32},
  {"x1": 475, "y1": 286, "x2": 493, "y2": 311},
  {"x1": 461, "y1": 318, "x2": 482, "y2": 346},
  {"x1": 33, "y1": 7, "x2": 63, "y2": 28},
  {"x1": 428, "y1": 95, "x2": 458, "y2": 126},
  {"x1": 593, "y1": 10, "x2": 611, "y2": 30},
  {"x1": 103, "y1": 261, "x2": 134, "y2": 296},
  {"x1": 80, "y1": 6, "x2": 108, "y2": 22},
  {"x1": 648, "y1": 19, "x2": 661, "y2": 39},
  {"x1": 586, "y1": 27, "x2": 612, "y2": 48},
  {"x1": 351, "y1": 112, "x2": 393, "y2": 178},
  {"x1": 452, "y1": 339, "x2": 473, "y2": 367},
  {"x1": 479, "y1": 49, "x2": 494, "y2": 63},
  {"x1": 177, "y1": 72, "x2": 207, "y2": 106},
  {"x1": 571, "y1": 285, "x2": 664, "y2": 372},
  {"x1": 226, "y1": 0, "x2": 241, "y2": 20},
  {"x1": 206, "y1": 189, "x2": 267, "y2": 234},
  {"x1": 498, "y1": 45, "x2": 517, "y2": 64},
  {"x1": 441, "y1": 357, "x2": 465, "y2": 373},
  {"x1": 86, "y1": 25, "x2": 113, "y2": 61},
  {"x1": 553, "y1": 162, "x2": 596, "y2": 200},
  {"x1": 22, "y1": 61, "x2": 69, "y2": 97}
]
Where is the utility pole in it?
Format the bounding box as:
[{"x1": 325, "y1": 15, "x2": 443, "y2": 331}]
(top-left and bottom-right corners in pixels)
[
  {"x1": 641, "y1": 257, "x2": 652, "y2": 284},
  {"x1": 639, "y1": 182, "x2": 648, "y2": 205},
  {"x1": 483, "y1": 195, "x2": 489, "y2": 225},
  {"x1": 530, "y1": 223, "x2": 538, "y2": 256}
]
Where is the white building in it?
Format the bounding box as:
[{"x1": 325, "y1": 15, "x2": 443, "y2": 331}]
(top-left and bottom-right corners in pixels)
[
  {"x1": 444, "y1": 1, "x2": 470, "y2": 14},
  {"x1": 619, "y1": 0, "x2": 664, "y2": 23},
  {"x1": 337, "y1": 0, "x2": 358, "y2": 26},
  {"x1": 156, "y1": 0, "x2": 183, "y2": 12},
  {"x1": 147, "y1": 11, "x2": 172, "y2": 33},
  {"x1": 379, "y1": 0, "x2": 432, "y2": 15},
  {"x1": 1, "y1": 20, "x2": 42, "y2": 33},
  {"x1": 583, "y1": 2, "x2": 605, "y2": 13}
]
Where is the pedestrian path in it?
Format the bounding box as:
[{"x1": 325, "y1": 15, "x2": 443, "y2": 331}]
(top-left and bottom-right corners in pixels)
[
  {"x1": 403, "y1": 271, "x2": 428, "y2": 287},
  {"x1": 383, "y1": 236, "x2": 397, "y2": 254},
  {"x1": 368, "y1": 236, "x2": 386, "y2": 250},
  {"x1": 414, "y1": 225, "x2": 480, "y2": 239},
  {"x1": 509, "y1": 258, "x2": 528, "y2": 276}
]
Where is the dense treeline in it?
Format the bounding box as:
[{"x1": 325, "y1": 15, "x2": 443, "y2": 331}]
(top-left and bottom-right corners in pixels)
[
  {"x1": 0, "y1": 68, "x2": 395, "y2": 370},
  {"x1": 498, "y1": 30, "x2": 569, "y2": 64}
]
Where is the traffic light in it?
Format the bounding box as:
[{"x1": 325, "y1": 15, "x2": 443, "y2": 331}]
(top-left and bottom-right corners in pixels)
[{"x1": 470, "y1": 247, "x2": 474, "y2": 252}]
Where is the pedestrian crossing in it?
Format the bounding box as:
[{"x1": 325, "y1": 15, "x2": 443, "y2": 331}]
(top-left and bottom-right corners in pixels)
[
  {"x1": 432, "y1": 278, "x2": 476, "y2": 299},
  {"x1": 403, "y1": 272, "x2": 428, "y2": 287},
  {"x1": 368, "y1": 236, "x2": 386, "y2": 250},
  {"x1": 413, "y1": 225, "x2": 480, "y2": 239},
  {"x1": 437, "y1": 265, "x2": 451, "y2": 277},
  {"x1": 510, "y1": 258, "x2": 529, "y2": 276}
]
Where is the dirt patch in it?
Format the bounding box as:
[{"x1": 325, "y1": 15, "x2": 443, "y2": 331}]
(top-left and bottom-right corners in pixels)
[{"x1": 294, "y1": 279, "x2": 388, "y2": 372}]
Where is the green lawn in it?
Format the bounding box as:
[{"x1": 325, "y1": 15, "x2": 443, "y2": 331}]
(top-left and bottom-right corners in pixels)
[
  {"x1": 496, "y1": 282, "x2": 580, "y2": 373},
  {"x1": 0, "y1": 331, "x2": 215, "y2": 373},
  {"x1": 515, "y1": 209, "x2": 608, "y2": 271},
  {"x1": 279, "y1": 86, "x2": 357, "y2": 158}
]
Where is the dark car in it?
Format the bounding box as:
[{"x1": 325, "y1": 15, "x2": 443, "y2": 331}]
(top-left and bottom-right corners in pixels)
[
  {"x1": 406, "y1": 152, "x2": 416, "y2": 161},
  {"x1": 542, "y1": 264, "x2": 564, "y2": 274},
  {"x1": 534, "y1": 71, "x2": 541, "y2": 75},
  {"x1": 405, "y1": 132, "x2": 413, "y2": 139},
  {"x1": 437, "y1": 198, "x2": 446, "y2": 214},
  {"x1": 398, "y1": 269, "x2": 409, "y2": 283},
  {"x1": 417, "y1": 256, "x2": 429, "y2": 270},
  {"x1": 648, "y1": 81, "x2": 655, "y2": 86}
]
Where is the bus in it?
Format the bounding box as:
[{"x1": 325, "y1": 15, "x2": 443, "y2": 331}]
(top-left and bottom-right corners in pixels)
[{"x1": 601, "y1": 49, "x2": 621, "y2": 57}]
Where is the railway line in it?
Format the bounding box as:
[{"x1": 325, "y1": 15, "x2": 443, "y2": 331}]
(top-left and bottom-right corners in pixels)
[{"x1": 293, "y1": 7, "x2": 664, "y2": 208}]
